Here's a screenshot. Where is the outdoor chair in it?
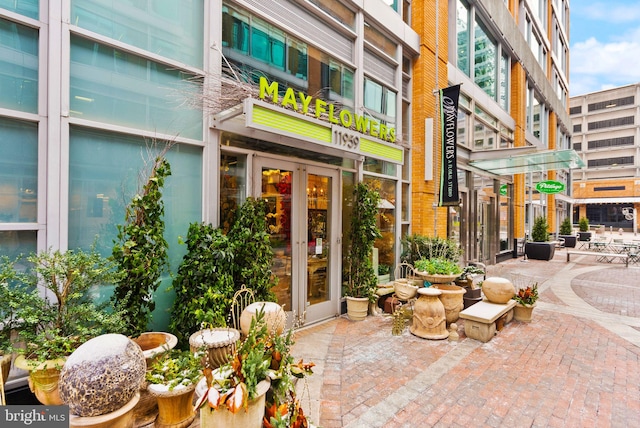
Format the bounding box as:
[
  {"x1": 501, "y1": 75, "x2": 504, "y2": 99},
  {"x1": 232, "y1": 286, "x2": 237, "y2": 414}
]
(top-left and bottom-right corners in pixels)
[{"x1": 227, "y1": 284, "x2": 256, "y2": 334}]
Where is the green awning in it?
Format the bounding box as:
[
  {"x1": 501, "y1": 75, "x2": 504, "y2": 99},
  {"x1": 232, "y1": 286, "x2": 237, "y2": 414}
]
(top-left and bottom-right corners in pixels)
[{"x1": 469, "y1": 149, "x2": 585, "y2": 175}]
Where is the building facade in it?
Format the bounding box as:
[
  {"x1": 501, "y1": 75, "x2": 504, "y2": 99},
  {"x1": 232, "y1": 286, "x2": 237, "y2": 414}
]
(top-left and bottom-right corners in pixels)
[
  {"x1": 570, "y1": 84, "x2": 640, "y2": 232},
  {"x1": 410, "y1": 0, "x2": 574, "y2": 263}
]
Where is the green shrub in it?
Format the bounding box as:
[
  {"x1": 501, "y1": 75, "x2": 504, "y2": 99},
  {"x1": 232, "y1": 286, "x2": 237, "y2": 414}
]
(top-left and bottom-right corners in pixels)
[
  {"x1": 559, "y1": 217, "x2": 573, "y2": 235},
  {"x1": 400, "y1": 234, "x2": 461, "y2": 265},
  {"x1": 531, "y1": 216, "x2": 549, "y2": 242},
  {"x1": 579, "y1": 217, "x2": 589, "y2": 232}
]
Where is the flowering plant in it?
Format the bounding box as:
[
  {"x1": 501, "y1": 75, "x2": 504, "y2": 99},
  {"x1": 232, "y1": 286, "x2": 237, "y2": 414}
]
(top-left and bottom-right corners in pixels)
[{"x1": 512, "y1": 283, "x2": 539, "y2": 306}]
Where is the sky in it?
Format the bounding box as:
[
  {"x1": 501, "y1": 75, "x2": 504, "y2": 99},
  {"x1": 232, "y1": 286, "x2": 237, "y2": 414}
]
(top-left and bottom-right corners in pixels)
[{"x1": 569, "y1": 1, "x2": 640, "y2": 96}]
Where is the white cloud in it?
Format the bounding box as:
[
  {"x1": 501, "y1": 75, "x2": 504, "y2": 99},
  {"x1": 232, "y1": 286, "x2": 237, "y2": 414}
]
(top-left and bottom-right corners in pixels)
[
  {"x1": 570, "y1": 35, "x2": 640, "y2": 95},
  {"x1": 581, "y1": 3, "x2": 640, "y2": 24}
]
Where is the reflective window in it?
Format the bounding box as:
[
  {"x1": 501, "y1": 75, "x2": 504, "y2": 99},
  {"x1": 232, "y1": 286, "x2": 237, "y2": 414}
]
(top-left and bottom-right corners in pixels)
[
  {"x1": 68, "y1": 126, "x2": 202, "y2": 268},
  {"x1": 474, "y1": 18, "x2": 496, "y2": 99},
  {"x1": 70, "y1": 36, "x2": 203, "y2": 140},
  {"x1": 71, "y1": 0, "x2": 204, "y2": 68},
  {"x1": 0, "y1": 117, "x2": 38, "y2": 224},
  {"x1": 0, "y1": 0, "x2": 38, "y2": 19},
  {"x1": 0, "y1": 231, "x2": 36, "y2": 260},
  {"x1": 220, "y1": 153, "x2": 247, "y2": 233},
  {"x1": 0, "y1": 19, "x2": 38, "y2": 113},
  {"x1": 364, "y1": 77, "x2": 396, "y2": 128},
  {"x1": 456, "y1": 0, "x2": 470, "y2": 76}
]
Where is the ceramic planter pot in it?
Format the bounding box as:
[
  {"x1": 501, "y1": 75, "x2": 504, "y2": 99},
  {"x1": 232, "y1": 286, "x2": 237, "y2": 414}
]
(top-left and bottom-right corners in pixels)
[
  {"x1": 345, "y1": 296, "x2": 369, "y2": 321},
  {"x1": 431, "y1": 284, "x2": 466, "y2": 324},
  {"x1": 148, "y1": 382, "x2": 198, "y2": 428},
  {"x1": 189, "y1": 328, "x2": 241, "y2": 370},
  {"x1": 415, "y1": 273, "x2": 459, "y2": 285},
  {"x1": 199, "y1": 378, "x2": 270, "y2": 428},
  {"x1": 69, "y1": 392, "x2": 139, "y2": 428},
  {"x1": 14, "y1": 355, "x2": 66, "y2": 405},
  {"x1": 410, "y1": 288, "x2": 448, "y2": 340},
  {"x1": 514, "y1": 303, "x2": 536, "y2": 322},
  {"x1": 393, "y1": 279, "x2": 419, "y2": 300},
  {"x1": 524, "y1": 242, "x2": 556, "y2": 260}
]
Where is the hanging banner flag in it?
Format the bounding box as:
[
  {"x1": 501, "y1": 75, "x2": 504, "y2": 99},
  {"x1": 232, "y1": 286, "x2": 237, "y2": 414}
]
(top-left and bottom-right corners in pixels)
[{"x1": 439, "y1": 84, "x2": 461, "y2": 206}]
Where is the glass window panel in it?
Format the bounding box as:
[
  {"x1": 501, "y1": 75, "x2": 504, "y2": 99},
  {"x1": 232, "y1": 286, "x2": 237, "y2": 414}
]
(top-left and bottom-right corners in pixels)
[
  {"x1": 71, "y1": 0, "x2": 204, "y2": 68},
  {"x1": 251, "y1": 22, "x2": 270, "y2": 62},
  {"x1": 307, "y1": 0, "x2": 356, "y2": 30},
  {"x1": 456, "y1": 0, "x2": 470, "y2": 76},
  {"x1": 70, "y1": 36, "x2": 203, "y2": 140},
  {"x1": 68, "y1": 127, "x2": 202, "y2": 330},
  {"x1": 474, "y1": 18, "x2": 496, "y2": 99},
  {"x1": 220, "y1": 152, "x2": 247, "y2": 233},
  {"x1": 364, "y1": 176, "x2": 396, "y2": 270},
  {"x1": 0, "y1": 117, "x2": 38, "y2": 223},
  {"x1": 287, "y1": 41, "x2": 307, "y2": 79},
  {"x1": 364, "y1": 78, "x2": 383, "y2": 114},
  {"x1": 0, "y1": 0, "x2": 38, "y2": 19},
  {"x1": 0, "y1": 230, "x2": 36, "y2": 260},
  {"x1": 0, "y1": 19, "x2": 38, "y2": 113},
  {"x1": 499, "y1": 53, "x2": 509, "y2": 110}
]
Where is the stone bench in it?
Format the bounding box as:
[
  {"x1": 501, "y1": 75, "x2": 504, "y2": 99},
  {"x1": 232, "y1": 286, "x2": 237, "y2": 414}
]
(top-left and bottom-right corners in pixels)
[
  {"x1": 459, "y1": 300, "x2": 516, "y2": 342},
  {"x1": 566, "y1": 250, "x2": 628, "y2": 267}
]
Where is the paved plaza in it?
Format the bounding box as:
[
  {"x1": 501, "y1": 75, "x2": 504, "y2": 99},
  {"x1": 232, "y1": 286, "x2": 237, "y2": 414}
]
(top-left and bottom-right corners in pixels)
[{"x1": 291, "y1": 233, "x2": 640, "y2": 427}]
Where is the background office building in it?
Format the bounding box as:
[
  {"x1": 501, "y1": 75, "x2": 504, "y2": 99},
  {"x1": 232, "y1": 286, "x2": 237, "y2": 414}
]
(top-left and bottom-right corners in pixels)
[{"x1": 570, "y1": 83, "x2": 640, "y2": 232}]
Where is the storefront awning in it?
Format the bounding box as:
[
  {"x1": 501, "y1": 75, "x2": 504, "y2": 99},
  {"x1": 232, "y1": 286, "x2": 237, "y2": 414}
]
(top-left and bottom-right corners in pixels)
[{"x1": 469, "y1": 149, "x2": 585, "y2": 175}]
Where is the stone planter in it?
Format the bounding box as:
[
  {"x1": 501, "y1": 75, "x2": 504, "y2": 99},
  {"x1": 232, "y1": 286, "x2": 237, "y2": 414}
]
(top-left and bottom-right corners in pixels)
[
  {"x1": 431, "y1": 284, "x2": 466, "y2": 324},
  {"x1": 415, "y1": 272, "x2": 459, "y2": 285},
  {"x1": 14, "y1": 355, "x2": 66, "y2": 405},
  {"x1": 69, "y1": 392, "x2": 139, "y2": 428},
  {"x1": 524, "y1": 242, "x2": 556, "y2": 261},
  {"x1": 199, "y1": 378, "x2": 270, "y2": 428},
  {"x1": 148, "y1": 382, "x2": 198, "y2": 428},
  {"x1": 189, "y1": 328, "x2": 241, "y2": 370},
  {"x1": 463, "y1": 287, "x2": 482, "y2": 309},
  {"x1": 410, "y1": 288, "x2": 448, "y2": 340},
  {"x1": 559, "y1": 235, "x2": 577, "y2": 248},
  {"x1": 393, "y1": 279, "x2": 419, "y2": 300},
  {"x1": 345, "y1": 296, "x2": 369, "y2": 321},
  {"x1": 514, "y1": 303, "x2": 536, "y2": 322}
]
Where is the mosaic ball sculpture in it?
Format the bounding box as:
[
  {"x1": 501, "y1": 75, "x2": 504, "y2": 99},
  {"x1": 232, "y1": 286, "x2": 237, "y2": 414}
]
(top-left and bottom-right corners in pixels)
[{"x1": 59, "y1": 333, "x2": 146, "y2": 417}]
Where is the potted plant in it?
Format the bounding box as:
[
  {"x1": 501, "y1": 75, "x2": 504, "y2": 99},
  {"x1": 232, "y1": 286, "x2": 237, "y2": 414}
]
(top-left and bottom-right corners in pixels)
[
  {"x1": 524, "y1": 216, "x2": 556, "y2": 261},
  {"x1": 414, "y1": 257, "x2": 461, "y2": 283},
  {"x1": 559, "y1": 217, "x2": 577, "y2": 248},
  {"x1": 344, "y1": 182, "x2": 382, "y2": 321},
  {"x1": 400, "y1": 234, "x2": 461, "y2": 266},
  {"x1": 146, "y1": 348, "x2": 203, "y2": 428},
  {"x1": 195, "y1": 309, "x2": 313, "y2": 427},
  {"x1": 512, "y1": 282, "x2": 539, "y2": 322},
  {"x1": 578, "y1": 217, "x2": 591, "y2": 242},
  {"x1": 9, "y1": 248, "x2": 126, "y2": 405},
  {"x1": 455, "y1": 265, "x2": 485, "y2": 309}
]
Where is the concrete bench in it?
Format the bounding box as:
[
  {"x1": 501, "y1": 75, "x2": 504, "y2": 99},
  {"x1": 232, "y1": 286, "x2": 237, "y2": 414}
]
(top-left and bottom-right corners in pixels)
[
  {"x1": 566, "y1": 250, "x2": 628, "y2": 267},
  {"x1": 459, "y1": 300, "x2": 516, "y2": 342}
]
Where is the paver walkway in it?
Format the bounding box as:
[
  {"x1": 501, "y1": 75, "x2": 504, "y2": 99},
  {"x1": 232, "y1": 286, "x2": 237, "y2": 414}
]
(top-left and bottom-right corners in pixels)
[{"x1": 292, "y1": 240, "x2": 640, "y2": 427}]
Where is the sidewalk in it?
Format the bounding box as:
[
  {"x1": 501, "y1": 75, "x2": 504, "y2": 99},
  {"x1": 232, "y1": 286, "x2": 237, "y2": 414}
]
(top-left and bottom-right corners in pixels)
[{"x1": 292, "y1": 239, "x2": 640, "y2": 427}]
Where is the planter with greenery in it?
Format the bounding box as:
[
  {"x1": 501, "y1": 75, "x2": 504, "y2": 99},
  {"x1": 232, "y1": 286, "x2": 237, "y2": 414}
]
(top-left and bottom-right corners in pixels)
[
  {"x1": 111, "y1": 152, "x2": 171, "y2": 337},
  {"x1": 377, "y1": 264, "x2": 391, "y2": 284},
  {"x1": 578, "y1": 217, "x2": 591, "y2": 242},
  {"x1": 414, "y1": 257, "x2": 462, "y2": 284},
  {"x1": 512, "y1": 283, "x2": 539, "y2": 322},
  {"x1": 344, "y1": 182, "x2": 382, "y2": 320},
  {"x1": 525, "y1": 216, "x2": 555, "y2": 261},
  {"x1": 195, "y1": 309, "x2": 313, "y2": 428},
  {"x1": 147, "y1": 349, "x2": 203, "y2": 428},
  {"x1": 559, "y1": 217, "x2": 576, "y2": 248},
  {"x1": 6, "y1": 248, "x2": 125, "y2": 405}
]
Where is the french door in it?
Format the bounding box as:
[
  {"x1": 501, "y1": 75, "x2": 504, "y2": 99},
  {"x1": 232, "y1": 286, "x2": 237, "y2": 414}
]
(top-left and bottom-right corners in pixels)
[{"x1": 254, "y1": 157, "x2": 340, "y2": 326}]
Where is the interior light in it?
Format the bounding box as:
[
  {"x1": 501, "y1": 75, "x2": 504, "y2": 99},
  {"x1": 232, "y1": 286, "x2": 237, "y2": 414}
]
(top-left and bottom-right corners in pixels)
[
  {"x1": 605, "y1": 103, "x2": 616, "y2": 108},
  {"x1": 74, "y1": 96, "x2": 94, "y2": 102}
]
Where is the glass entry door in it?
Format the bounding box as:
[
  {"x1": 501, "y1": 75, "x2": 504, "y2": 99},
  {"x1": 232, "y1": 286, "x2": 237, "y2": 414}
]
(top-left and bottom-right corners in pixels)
[{"x1": 255, "y1": 158, "x2": 339, "y2": 326}]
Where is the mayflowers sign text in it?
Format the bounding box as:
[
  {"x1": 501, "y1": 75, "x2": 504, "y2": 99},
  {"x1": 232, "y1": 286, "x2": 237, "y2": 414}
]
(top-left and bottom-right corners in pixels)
[
  {"x1": 439, "y1": 85, "x2": 461, "y2": 206},
  {"x1": 258, "y1": 76, "x2": 396, "y2": 143}
]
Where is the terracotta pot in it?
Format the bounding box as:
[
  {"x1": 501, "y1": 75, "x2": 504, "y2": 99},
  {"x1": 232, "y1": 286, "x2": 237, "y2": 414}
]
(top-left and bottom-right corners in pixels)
[
  {"x1": 131, "y1": 332, "x2": 177, "y2": 428},
  {"x1": 514, "y1": 303, "x2": 536, "y2": 322},
  {"x1": 199, "y1": 379, "x2": 270, "y2": 428},
  {"x1": 69, "y1": 392, "x2": 139, "y2": 428},
  {"x1": 432, "y1": 284, "x2": 466, "y2": 324},
  {"x1": 410, "y1": 288, "x2": 448, "y2": 340},
  {"x1": 14, "y1": 355, "x2": 66, "y2": 405},
  {"x1": 240, "y1": 302, "x2": 286, "y2": 336},
  {"x1": 345, "y1": 296, "x2": 369, "y2": 321},
  {"x1": 148, "y1": 382, "x2": 198, "y2": 428},
  {"x1": 481, "y1": 277, "x2": 515, "y2": 304}
]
